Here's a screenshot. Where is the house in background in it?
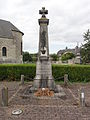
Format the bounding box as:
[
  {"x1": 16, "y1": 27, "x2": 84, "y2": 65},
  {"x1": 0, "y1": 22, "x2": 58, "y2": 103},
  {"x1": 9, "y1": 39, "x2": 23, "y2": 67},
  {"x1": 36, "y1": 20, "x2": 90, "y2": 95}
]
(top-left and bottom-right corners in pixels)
[
  {"x1": 0, "y1": 19, "x2": 24, "y2": 63},
  {"x1": 57, "y1": 46, "x2": 81, "y2": 64}
]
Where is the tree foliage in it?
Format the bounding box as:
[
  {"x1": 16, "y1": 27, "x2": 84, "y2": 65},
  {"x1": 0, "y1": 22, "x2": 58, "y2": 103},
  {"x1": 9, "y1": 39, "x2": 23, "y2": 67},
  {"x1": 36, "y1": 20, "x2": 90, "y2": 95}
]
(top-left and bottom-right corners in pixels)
[
  {"x1": 81, "y1": 29, "x2": 90, "y2": 63},
  {"x1": 61, "y1": 52, "x2": 75, "y2": 61},
  {"x1": 23, "y1": 52, "x2": 32, "y2": 62},
  {"x1": 30, "y1": 53, "x2": 37, "y2": 62},
  {"x1": 50, "y1": 54, "x2": 59, "y2": 61},
  {"x1": 23, "y1": 52, "x2": 37, "y2": 63}
]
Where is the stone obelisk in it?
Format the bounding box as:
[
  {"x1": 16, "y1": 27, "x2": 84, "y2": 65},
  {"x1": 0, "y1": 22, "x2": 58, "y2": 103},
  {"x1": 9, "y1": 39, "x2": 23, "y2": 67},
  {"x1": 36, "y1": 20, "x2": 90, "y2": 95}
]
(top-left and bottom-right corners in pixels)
[{"x1": 34, "y1": 7, "x2": 55, "y2": 90}]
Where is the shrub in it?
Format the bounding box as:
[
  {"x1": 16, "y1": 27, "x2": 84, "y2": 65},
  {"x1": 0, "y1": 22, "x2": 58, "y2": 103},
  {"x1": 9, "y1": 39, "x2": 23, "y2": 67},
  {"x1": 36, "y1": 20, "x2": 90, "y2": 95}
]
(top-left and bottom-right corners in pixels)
[
  {"x1": 0, "y1": 64, "x2": 90, "y2": 82},
  {"x1": 52, "y1": 64, "x2": 90, "y2": 82},
  {"x1": 61, "y1": 52, "x2": 75, "y2": 61},
  {"x1": 0, "y1": 64, "x2": 36, "y2": 81}
]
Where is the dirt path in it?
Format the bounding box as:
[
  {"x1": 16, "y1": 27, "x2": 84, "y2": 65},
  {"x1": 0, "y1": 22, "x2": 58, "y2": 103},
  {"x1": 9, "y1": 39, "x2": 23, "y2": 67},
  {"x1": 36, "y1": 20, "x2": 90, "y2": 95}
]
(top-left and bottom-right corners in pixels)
[{"x1": 0, "y1": 82, "x2": 90, "y2": 120}]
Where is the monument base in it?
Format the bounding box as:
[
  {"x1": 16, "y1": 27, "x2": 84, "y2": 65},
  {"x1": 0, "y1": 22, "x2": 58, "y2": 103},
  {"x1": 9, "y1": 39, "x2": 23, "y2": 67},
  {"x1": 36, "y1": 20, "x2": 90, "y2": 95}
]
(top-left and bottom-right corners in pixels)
[
  {"x1": 33, "y1": 79, "x2": 55, "y2": 90},
  {"x1": 22, "y1": 84, "x2": 66, "y2": 99},
  {"x1": 30, "y1": 57, "x2": 66, "y2": 99},
  {"x1": 33, "y1": 57, "x2": 55, "y2": 90}
]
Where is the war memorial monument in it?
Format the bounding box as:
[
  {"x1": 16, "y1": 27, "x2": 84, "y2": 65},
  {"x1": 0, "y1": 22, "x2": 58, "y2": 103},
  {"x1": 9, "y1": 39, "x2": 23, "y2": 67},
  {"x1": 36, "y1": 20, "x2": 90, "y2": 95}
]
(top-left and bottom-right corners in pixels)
[
  {"x1": 24, "y1": 7, "x2": 65, "y2": 98},
  {"x1": 34, "y1": 7, "x2": 55, "y2": 90}
]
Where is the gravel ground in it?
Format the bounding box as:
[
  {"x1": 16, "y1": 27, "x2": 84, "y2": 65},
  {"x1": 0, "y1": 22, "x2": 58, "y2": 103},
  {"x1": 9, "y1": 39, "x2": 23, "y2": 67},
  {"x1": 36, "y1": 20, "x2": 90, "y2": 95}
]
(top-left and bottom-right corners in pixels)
[{"x1": 0, "y1": 82, "x2": 90, "y2": 120}]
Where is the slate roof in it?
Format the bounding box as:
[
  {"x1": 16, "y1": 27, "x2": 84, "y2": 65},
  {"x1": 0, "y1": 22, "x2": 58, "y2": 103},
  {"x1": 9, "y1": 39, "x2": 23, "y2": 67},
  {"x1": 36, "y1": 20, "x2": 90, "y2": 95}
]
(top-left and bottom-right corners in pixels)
[
  {"x1": 0, "y1": 19, "x2": 24, "y2": 39},
  {"x1": 57, "y1": 46, "x2": 80, "y2": 56}
]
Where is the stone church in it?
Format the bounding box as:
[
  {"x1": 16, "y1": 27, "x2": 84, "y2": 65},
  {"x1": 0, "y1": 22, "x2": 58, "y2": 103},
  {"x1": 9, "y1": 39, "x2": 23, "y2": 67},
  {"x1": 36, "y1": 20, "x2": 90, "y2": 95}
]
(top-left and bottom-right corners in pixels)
[{"x1": 0, "y1": 19, "x2": 24, "y2": 63}]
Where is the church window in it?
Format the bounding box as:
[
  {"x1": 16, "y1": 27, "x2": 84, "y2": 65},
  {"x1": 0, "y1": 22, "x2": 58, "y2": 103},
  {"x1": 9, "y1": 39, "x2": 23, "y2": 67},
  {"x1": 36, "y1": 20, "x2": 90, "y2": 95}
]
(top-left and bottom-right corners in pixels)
[
  {"x1": 2, "y1": 47, "x2": 7, "y2": 56},
  {"x1": 21, "y1": 42, "x2": 22, "y2": 55}
]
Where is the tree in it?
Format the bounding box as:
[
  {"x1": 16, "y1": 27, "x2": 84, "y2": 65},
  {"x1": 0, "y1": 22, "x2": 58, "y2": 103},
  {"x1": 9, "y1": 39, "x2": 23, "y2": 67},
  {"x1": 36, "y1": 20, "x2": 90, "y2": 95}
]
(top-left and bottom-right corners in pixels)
[
  {"x1": 50, "y1": 54, "x2": 59, "y2": 61},
  {"x1": 30, "y1": 53, "x2": 37, "y2": 63},
  {"x1": 23, "y1": 52, "x2": 32, "y2": 62},
  {"x1": 61, "y1": 52, "x2": 75, "y2": 61},
  {"x1": 80, "y1": 29, "x2": 90, "y2": 63}
]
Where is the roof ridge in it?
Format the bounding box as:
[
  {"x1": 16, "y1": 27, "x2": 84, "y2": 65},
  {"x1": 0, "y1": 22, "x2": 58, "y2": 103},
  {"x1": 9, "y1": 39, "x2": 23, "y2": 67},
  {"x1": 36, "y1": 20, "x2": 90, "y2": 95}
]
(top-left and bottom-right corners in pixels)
[{"x1": 0, "y1": 19, "x2": 24, "y2": 39}]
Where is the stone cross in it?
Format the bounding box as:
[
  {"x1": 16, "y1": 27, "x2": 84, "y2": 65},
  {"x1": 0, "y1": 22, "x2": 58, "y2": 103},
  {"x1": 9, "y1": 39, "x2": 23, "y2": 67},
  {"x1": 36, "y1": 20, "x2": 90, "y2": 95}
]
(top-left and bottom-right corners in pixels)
[{"x1": 39, "y1": 7, "x2": 48, "y2": 17}]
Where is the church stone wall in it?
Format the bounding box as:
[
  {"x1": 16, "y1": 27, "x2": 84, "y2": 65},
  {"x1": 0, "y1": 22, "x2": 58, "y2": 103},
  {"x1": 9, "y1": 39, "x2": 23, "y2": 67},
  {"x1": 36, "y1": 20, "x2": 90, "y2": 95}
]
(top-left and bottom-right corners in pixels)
[
  {"x1": 12, "y1": 31, "x2": 23, "y2": 63},
  {"x1": 0, "y1": 31, "x2": 23, "y2": 63}
]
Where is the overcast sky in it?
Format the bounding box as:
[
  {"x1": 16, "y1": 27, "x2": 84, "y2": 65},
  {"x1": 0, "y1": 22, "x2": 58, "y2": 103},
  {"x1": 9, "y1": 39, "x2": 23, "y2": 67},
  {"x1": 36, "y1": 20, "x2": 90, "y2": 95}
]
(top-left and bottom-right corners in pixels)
[{"x1": 0, "y1": 0, "x2": 90, "y2": 53}]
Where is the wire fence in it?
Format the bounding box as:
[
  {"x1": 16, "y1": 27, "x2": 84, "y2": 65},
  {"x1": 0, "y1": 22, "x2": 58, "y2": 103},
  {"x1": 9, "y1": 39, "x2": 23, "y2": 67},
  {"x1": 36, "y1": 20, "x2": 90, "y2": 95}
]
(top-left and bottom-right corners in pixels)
[
  {"x1": 23, "y1": 75, "x2": 64, "y2": 81},
  {"x1": 54, "y1": 76, "x2": 64, "y2": 81},
  {"x1": 24, "y1": 76, "x2": 33, "y2": 81}
]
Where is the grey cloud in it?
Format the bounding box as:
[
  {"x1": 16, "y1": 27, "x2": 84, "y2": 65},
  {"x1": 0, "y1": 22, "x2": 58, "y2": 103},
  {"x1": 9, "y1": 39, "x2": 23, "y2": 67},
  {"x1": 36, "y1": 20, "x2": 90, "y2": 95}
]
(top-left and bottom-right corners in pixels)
[{"x1": 0, "y1": 0, "x2": 90, "y2": 53}]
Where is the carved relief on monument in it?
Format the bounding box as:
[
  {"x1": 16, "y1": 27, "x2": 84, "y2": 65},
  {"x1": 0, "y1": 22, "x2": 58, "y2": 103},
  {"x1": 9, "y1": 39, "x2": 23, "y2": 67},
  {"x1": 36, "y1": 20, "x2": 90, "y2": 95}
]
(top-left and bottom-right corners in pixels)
[{"x1": 40, "y1": 31, "x2": 46, "y2": 54}]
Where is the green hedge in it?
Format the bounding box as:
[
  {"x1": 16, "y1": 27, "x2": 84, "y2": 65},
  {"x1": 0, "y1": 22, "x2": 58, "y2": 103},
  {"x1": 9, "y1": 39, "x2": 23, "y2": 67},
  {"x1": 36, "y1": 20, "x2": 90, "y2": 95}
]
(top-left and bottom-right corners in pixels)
[
  {"x1": 0, "y1": 64, "x2": 90, "y2": 82},
  {"x1": 0, "y1": 64, "x2": 36, "y2": 81},
  {"x1": 52, "y1": 64, "x2": 90, "y2": 82}
]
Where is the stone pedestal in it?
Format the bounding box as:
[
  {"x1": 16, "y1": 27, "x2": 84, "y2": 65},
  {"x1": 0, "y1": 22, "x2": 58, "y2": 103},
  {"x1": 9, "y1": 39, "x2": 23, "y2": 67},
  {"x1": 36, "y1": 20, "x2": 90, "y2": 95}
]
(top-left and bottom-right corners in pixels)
[{"x1": 34, "y1": 57, "x2": 55, "y2": 90}]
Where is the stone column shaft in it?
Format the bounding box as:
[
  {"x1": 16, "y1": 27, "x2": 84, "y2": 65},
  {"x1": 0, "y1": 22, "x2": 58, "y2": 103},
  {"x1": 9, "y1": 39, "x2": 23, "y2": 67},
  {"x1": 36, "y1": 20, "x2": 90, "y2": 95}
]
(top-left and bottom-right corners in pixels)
[{"x1": 34, "y1": 7, "x2": 55, "y2": 90}]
